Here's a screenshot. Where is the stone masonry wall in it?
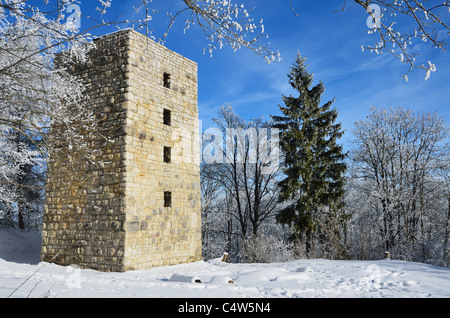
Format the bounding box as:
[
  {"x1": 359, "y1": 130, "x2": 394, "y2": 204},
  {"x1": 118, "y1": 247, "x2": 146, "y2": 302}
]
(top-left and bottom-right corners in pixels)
[
  {"x1": 41, "y1": 30, "x2": 129, "y2": 271},
  {"x1": 41, "y1": 29, "x2": 202, "y2": 272},
  {"x1": 123, "y1": 30, "x2": 202, "y2": 270}
]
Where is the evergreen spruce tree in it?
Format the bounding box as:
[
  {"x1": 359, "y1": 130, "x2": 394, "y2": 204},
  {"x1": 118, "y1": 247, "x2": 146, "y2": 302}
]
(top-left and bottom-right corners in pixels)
[{"x1": 272, "y1": 54, "x2": 347, "y2": 255}]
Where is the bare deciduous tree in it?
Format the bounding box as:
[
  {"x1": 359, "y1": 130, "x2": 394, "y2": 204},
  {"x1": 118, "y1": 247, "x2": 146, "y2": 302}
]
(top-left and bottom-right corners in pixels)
[{"x1": 201, "y1": 105, "x2": 282, "y2": 261}]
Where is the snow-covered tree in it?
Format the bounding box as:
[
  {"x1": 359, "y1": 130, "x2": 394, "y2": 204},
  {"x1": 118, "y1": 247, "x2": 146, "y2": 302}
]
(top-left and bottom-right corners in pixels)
[
  {"x1": 349, "y1": 106, "x2": 449, "y2": 264},
  {"x1": 0, "y1": 0, "x2": 95, "y2": 225}
]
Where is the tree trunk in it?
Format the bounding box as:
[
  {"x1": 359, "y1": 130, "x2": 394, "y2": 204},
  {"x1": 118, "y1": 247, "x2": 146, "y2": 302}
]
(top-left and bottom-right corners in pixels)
[
  {"x1": 443, "y1": 196, "x2": 450, "y2": 264},
  {"x1": 18, "y1": 202, "x2": 24, "y2": 229}
]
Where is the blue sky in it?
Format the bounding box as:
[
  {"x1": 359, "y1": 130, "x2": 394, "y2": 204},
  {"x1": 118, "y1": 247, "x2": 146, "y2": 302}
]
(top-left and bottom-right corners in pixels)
[{"x1": 75, "y1": 0, "x2": 449, "y2": 150}]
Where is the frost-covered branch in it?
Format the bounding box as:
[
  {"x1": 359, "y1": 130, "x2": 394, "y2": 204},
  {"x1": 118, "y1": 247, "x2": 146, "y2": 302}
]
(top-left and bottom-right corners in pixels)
[
  {"x1": 353, "y1": 0, "x2": 449, "y2": 80},
  {"x1": 0, "y1": 0, "x2": 97, "y2": 209},
  {"x1": 160, "y1": 0, "x2": 280, "y2": 63}
]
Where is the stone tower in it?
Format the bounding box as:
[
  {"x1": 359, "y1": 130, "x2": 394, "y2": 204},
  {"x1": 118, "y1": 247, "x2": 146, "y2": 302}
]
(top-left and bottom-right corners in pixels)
[{"x1": 40, "y1": 29, "x2": 202, "y2": 271}]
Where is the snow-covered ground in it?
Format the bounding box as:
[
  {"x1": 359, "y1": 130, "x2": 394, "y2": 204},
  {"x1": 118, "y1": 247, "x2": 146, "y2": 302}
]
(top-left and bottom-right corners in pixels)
[{"x1": 1, "y1": 229, "x2": 450, "y2": 298}]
